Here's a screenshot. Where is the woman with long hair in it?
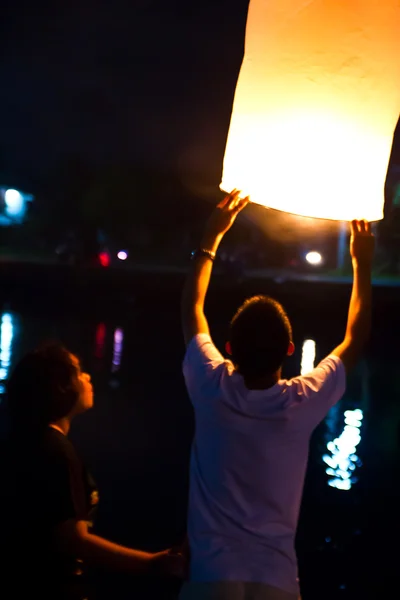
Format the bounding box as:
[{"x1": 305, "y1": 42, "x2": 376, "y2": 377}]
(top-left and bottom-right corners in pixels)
[{"x1": 2, "y1": 343, "x2": 184, "y2": 598}]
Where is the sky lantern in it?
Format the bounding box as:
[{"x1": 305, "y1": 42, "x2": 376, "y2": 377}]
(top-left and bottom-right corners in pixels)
[{"x1": 220, "y1": 1, "x2": 400, "y2": 221}]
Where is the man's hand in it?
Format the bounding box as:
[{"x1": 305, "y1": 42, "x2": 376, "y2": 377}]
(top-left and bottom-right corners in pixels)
[
  {"x1": 181, "y1": 190, "x2": 250, "y2": 346},
  {"x1": 202, "y1": 190, "x2": 250, "y2": 248},
  {"x1": 350, "y1": 220, "x2": 375, "y2": 266}
]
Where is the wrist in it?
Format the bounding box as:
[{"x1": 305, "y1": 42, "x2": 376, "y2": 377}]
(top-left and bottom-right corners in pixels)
[
  {"x1": 148, "y1": 550, "x2": 168, "y2": 575},
  {"x1": 352, "y1": 257, "x2": 372, "y2": 271},
  {"x1": 200, "y1": 232, "x2": 223, "y2": 254},
  {"x1": 146, "y1": 552, "x2": 159, "y2": 574}
]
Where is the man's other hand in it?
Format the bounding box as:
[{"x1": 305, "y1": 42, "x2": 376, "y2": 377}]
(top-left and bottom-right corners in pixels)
[{"x1": 350, "y1": 220, "x2": 375, "y2": 267}]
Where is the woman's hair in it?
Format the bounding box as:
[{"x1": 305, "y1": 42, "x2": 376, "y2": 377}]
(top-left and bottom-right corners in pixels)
[{"x1": 6, "y1": 343, "x2": 81, "y2": 433}]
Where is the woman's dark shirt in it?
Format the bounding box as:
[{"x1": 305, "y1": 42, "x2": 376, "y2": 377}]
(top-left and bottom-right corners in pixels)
[{"x1": 1, "y1": 427, "x2": 98, "y2": 589}]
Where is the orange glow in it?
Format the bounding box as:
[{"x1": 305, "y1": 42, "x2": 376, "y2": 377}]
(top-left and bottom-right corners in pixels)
[{"x1": 221, "y1": 0, "x2": 400, "y2": 221}]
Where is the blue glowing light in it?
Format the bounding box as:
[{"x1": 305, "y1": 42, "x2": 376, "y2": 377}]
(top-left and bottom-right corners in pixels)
[
  {"x1": 4, "y1": 189, "x2": 24, "y2": 218},
  {"x1": 0, "y1": 312, "x2": 14, "y2": 394}
]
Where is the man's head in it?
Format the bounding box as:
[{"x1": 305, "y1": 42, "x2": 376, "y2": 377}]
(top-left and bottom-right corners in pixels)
[
  {"x1": 227, "y1": 295, "x2": 294, "y2": 381},
  {"x1": 7, "y1": 343, "x2": 93, "y2": 432}
]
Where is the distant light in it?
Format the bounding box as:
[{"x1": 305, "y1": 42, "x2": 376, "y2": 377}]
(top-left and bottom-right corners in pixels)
[
  {"x1": 117, "y1": 251, "x2": 128, "y2": 261},
  {"x1": 305, "y1": 251, "x2": 323, "y2": 266},
  {"x1": 4, "y1": 189, "x2": 24, "y2": 217},
  {"x1": 301, "y1": 339, "x2": 316, "y2": 375},
  {"x1": 99, "y1": 251, "x2": 110, "y2": 268}
]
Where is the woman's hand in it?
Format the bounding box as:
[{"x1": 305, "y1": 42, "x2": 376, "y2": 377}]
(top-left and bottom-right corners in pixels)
[{"x1": 150, "y1": 547, "x2": 189, "y2": 579}]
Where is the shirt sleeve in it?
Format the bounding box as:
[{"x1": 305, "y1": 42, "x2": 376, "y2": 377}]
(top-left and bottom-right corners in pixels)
[
  {"x1": 289, "y1": 354, "x2": 346, "y2": 425},
  {"x1": 182, "y1": 333, "x2": 227, "y2": 405}
]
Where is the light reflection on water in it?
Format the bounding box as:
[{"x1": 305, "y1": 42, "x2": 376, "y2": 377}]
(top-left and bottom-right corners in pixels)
[
  {"x1": 300, "y1": 339, "x2": 365, "y2": 492},
  {"x1": 323, "y1": 360, "x2": 368, "y2": 492},
  {"x1": 95, "y1": 322, "x2": 107, "y2": 359},
  {"x1": 323, "y1": 408, "x2": 363, "y2": 491},
  {"x1": 0, "y1": 317, "x2": 126, "y2": 399},
  {"x1": 94, "y1": 322, "x2": 125, "y2": 376},
  {"x1": 0, "y1": 313, "x2": 15, "y2": 395},
  {"x1": 300, "y1": 339, "x2": 316, "y2": 375},
  {"x1": 112, "y1": 328, "x2": 124, "y2": 373}
]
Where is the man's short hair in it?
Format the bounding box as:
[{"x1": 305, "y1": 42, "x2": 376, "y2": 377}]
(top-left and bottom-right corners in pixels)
[
  {"x1": 229, "y1": 295, "x2": 292, "y2": 380},
  {"x1": 6, "y1": 343, "x2": 81, "y2": 433}
]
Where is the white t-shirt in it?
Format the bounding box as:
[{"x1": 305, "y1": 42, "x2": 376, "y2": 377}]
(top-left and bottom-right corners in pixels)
[{"x1": 183, "y1": 333, "x2": 346, "y2": 595}]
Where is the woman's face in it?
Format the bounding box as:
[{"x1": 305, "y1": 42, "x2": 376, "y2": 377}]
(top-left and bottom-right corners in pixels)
[{"x1": 71, "y1": 355, "x2": 94, "y2": 413}]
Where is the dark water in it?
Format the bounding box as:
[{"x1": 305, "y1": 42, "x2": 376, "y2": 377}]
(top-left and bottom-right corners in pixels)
[{"x1": 1, "y1": 271, "x2": 400, "y2": 599}]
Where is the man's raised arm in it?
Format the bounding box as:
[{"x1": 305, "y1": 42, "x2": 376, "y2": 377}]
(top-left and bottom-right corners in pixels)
[
  {"x1": 181, "y1": 190, "x2": 249, "y2": 346},
  {"x1": 331, "y1": 220, "x2": 374, "y2": 373}
]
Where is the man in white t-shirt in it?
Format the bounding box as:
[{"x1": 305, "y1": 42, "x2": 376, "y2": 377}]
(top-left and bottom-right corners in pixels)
[{"x1": 180, "y1": 190, "x2": 374, "y2": 600}]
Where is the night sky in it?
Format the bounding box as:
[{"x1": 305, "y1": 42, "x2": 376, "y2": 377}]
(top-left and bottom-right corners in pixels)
[
  {"x1": 0, "y1": 0, "x2": 398, "y2": 197},
  {"x1": 0, "y1": 0, "x2": 249, "y2": 192}
]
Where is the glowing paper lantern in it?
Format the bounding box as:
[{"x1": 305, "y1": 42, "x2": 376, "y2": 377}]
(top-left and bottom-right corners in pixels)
[{"x1": 221, "y1": 1, "x2": 400, "y2": 221}]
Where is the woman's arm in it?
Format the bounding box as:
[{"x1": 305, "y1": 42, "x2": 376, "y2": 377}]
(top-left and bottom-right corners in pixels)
[{"x1": 54, "y1": 519, "x2": 184, "y2": 576}]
